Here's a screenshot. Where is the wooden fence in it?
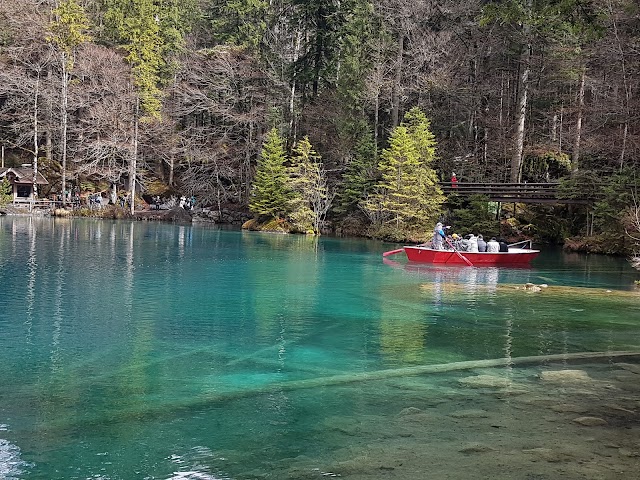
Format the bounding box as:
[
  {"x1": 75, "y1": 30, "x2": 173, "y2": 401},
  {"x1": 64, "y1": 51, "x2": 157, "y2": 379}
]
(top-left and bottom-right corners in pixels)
[{"x1": 10, "y1": 199, "x2": 62, "y2": 211}]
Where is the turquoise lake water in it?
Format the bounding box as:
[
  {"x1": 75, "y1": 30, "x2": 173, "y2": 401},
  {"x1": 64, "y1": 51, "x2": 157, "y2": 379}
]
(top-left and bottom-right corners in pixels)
[{"x1": 1, "y1": 216, "x2": 639, "y2": 479}]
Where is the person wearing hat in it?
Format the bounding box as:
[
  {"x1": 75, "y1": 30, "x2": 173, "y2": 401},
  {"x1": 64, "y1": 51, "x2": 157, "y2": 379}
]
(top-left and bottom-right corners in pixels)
[
  {"x1": 432, "y1": 222, "x2": 450, "y2": 250},
  {"x1": 451, "y1": 233, "x2": 462, "y2": 250},
  {"x1": 451, "y1": 172, "x2": 458, "y2": 189}
]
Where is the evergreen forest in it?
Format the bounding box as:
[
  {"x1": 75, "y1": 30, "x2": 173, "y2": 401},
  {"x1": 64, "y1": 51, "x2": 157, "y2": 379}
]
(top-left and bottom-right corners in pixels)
[{"x1": 1, "y1": 0, "x2": 639, "y2": 253}]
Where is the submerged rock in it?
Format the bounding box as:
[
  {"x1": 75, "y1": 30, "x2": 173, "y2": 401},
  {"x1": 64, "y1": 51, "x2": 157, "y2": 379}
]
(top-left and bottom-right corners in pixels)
[
  {"x1": 459, "y1": 442, "x2": 495, "y2": 453},
  {"x1": 522, "y1": 447, "x2": 575, "y2": 463},
  {"x1": 572, "y1": 416, "x2": 608, "y2": 426},
  {"x1": 449, "y1": 409, "x2": 490, "y2": 419},
  {"x1": 398, "y1": 407, "x2": 422, "y2": 416},
  {"x1": 539, "y1": 370, "x2": 591, "y2": 383},
  {"x1": 458, "y1": 375, "x2": 511, "y2": 388},
  {"x1": 618, "y1": 448, "x2": 640, "y2": 458}
]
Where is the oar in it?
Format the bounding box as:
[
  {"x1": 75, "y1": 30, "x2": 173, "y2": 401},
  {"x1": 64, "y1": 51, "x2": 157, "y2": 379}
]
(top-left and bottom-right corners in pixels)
[
  {"x1": 445, "y1": 238, "x2": 474, "y2": 267},
  {"x1": 382, "y1": 248, "x2": 404, "y2": 257}
]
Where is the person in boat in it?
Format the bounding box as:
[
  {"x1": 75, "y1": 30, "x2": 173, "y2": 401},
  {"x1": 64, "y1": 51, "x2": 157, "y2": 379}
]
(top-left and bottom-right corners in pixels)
[
  {"x1": 432, "y1": 222, "x2": 450, "y2": 250},
  {"x1": 477, "y1": 234, "x2": 487, "y2": 252},
  {"x1": 498, "y1": 238, "x2": 509, "y2": 252},
  {"x1": 487, "y1": 237, "x2": 500, "y2": 253},
  {"x1": 459, "y1": 234, "x2": 471, "y2": 252},
  {"x1": 451, "y1": 233, "x2": 462, "y2": 250},
  {"x1": 468, "y1": 234, "x2": 479, "y2": 253}
]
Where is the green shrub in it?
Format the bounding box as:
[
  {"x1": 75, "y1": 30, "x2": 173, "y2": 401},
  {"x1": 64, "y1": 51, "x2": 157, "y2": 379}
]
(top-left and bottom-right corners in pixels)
[{"x1": 0, "y1": 177, "x2": 12, "y2": 205}]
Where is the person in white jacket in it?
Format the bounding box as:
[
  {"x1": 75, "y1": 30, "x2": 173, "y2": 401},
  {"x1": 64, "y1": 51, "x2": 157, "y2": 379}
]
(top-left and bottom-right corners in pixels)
[
  {"x1": 468, "y1": 234, "x2": 479, "y2": 253},
  {"x1": 487, "y1": 237, "x2": 500, "y2": 253}
]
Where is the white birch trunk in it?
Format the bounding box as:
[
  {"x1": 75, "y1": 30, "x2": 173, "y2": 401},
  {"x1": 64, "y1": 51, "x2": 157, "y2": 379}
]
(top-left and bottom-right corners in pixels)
[
  {"x1": 130, "y1": 98, "x2": 139, "y2": 215},
  {"x1": 571, "y1": 68, "x2": 585, "y2": 173},
  {"x1": 61, "y1": 55, "x2": 69, "y2": 206},
  {"x1": 511, "y1": 0, "x2": 532, "y2": 183},
  {"x1": 33, "y1": 71, "x2": 40, "y2": 199},
  {"x1": 512, "y1": 44, "x2": 530, "y2": 183}
]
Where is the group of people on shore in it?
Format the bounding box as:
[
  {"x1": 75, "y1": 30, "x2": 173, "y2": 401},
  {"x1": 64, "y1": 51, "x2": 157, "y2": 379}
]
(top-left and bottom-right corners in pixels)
[
  {"x1": 432, "y1": 222, "x2": 509, "y2": 253},
  {"x1": 179, "y1": 195, "x2": 196, "y2": 210},
  {"x1": 151, "y1": 195, "x2": 196, "y2": 210}
]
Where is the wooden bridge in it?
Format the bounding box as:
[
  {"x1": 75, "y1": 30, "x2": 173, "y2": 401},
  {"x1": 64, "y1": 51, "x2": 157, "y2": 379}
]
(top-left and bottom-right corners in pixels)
[{"x1": 440, "y1": 182, "x2": 592, "y2": 205}]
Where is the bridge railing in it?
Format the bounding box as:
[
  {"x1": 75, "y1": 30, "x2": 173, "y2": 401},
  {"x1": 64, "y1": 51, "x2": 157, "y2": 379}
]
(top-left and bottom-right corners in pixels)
[
  {"x1": 439, "y1": 182, "x2": 599, "y2": 204},
  {"x1": 441, "y1": 182, "x2": 558, "y2": 194}
]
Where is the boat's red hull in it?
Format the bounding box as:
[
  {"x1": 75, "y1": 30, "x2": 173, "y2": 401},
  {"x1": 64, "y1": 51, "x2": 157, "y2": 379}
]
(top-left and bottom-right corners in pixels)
[{"x1": 403, "y1": 246, "x2": 539, "y2": 265}]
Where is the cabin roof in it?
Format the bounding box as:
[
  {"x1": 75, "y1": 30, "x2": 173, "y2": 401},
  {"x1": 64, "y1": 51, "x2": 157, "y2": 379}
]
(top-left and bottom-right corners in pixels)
[{"x1": 0, "y1": 167, "x2": 49, "y2": 185}]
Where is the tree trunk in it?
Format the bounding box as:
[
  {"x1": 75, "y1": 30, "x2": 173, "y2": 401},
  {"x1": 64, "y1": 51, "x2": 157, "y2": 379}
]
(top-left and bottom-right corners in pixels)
[
  {"x1": 33, "y1": 71, "x2": 40, "y2": 199},
  {"x1": 391, "y1": 32, "x2": 403, "y2": 128},
  {"x1": 609, "y1": 0, "x2": 630, "y2": 170},
  {"x1": 130, "y1": 97, "x2": 139, "y2": 215},
  {"x1": 571, "y1": 67, "x2": 585, "y2": 173},
  {"x1": 168, "y1": 154, "x2": 174, "y2": 186},
  {"x1": 289, "y1": 29, "x2": 302, "y2": 141},
  {"x1": 620, "y1": 122, "x2": 628, "y2": 169},
  {"x1": 61, "y1": 56, "x2": 69, "y2": 206},
  {"x1": 512, "y1": 42, "x2": 530, "y2": 183},
  {"x1": 244, "y1": 118, "x2": 254, "y2": 204},
  {"x1": 483, "y1": 126, "x2": 488, "y2": 166},
  {"x1": 499, "y1": 71, "x2": 506, "y2": 160},
  {"x1": 511, "y1": 0, "x2": 532, "y2": 183},
  {"x1": 46, "y1": 65, "x2": 53, "y2": 171}
]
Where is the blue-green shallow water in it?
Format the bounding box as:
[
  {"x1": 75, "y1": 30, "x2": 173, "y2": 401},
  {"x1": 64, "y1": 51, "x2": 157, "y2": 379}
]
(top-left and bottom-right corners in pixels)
[{"x1": 1, "y1": 216, "x2": 639, "y2": 479}]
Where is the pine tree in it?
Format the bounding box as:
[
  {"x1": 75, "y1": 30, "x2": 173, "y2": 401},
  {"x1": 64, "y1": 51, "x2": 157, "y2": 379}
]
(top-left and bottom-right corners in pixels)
[
  {"x1": 402, "y1": 107, "x2": 437, "y2": 166},
  {"x1": 250, "y1": 128, "x2": 291, "y2": 219},
  {"x1": 208, "y1": 0, "x2": 268, "y2": 51},
  {"x1": 103, "y1": 0, "x2": 195, "y2": 117},
  {"x1": 290, "y1": 0, "x2": 346, "y2": 96},
  {"x1": 49, "y1": 0, "x2": 91, "y2": 58},
  {"x1": 288, "y1": 136, "x2": 333, "y2": 234},
  {"x1": 361, "y1": 108, "x2": 444, "y2": 233},
  {"x1": 374, "y1": 126, "x2": 421, "y2": 227},
  {"x1": 401, "y1": 107, "x2": 443, "y2": 223},
  {"x1": 333, "y1": 0, "x2": 378, "y2": 217},
  {"x1": 335, "y1": 132, "x2": 377, "y2": 215}
]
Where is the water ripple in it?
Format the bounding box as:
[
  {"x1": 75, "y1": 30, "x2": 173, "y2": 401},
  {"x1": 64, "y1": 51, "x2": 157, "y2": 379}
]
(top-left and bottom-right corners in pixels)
[{"x1": 0, "y1": 438, "x2": 29, "y2": 480}]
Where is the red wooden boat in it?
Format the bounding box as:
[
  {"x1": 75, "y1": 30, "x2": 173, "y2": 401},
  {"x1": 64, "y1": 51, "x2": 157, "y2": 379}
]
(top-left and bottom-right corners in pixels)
[{"x1": 397, "y1": 240, "x2": 540, "y2": 266}]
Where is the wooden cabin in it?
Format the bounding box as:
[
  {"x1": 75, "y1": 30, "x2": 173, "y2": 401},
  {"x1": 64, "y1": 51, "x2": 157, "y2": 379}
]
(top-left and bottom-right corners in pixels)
[{"x1": 0, "y1": 165, "x2": 49, "y2": 201}]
